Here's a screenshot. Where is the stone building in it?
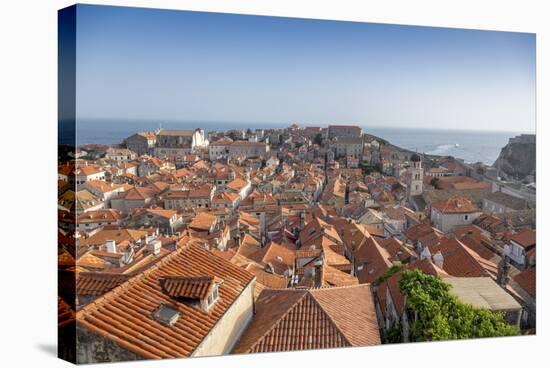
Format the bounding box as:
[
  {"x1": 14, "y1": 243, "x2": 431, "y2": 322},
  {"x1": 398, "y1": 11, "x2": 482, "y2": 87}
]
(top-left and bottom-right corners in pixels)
[
  {"x1": 125, "y1": 131, "x2": 156, "y2": 156},
  {"x1": 334, "y1": 136, "x2": 363, "y2": 158},
  {"x1": 328, "y1": 124, "x2": 362, "y2": 139},
  {"x1": 482, "y1": 191, "x2": 529, "y2": 214},
  {"x1": 430, "y1": 197, "x2": 482, "y2": 233},
  {"x1": 406, "y1": 153, "x2": 423, "y2": 199},
  {"x1": 154, "y1": 129, "x2": 208, "y2": 158}
]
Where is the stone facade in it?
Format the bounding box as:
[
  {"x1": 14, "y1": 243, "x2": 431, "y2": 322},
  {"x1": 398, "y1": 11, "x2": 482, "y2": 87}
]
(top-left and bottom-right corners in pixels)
[
  {"x1": 328, "y1": 125, "x2": 362, "y2": 139},
  {"x1": 76, "y1": 324, "x2": 142, "y2": 364}
]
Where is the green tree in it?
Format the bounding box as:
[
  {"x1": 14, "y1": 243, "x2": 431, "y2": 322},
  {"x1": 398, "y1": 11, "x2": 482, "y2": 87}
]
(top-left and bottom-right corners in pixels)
[
  {"x1": 375, "y1": 264, "x2": 403, "y2": 286},
  {"x1": 361, "y1": 162, "x2": 383, "y2": 175},
  {"x1": 313, "y1": 133, "x2": 323, "y2": 146},
  {"x1": 429, "y1": 177, "x2": 440, "y2": 189},
  {"x1": 398, "y1": 270, "x2": 518, "y2": 342}
]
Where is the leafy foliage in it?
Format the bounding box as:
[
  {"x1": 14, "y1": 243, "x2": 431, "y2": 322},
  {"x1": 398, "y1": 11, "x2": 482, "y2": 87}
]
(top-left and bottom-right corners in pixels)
[
  {"x1": 313, "y1": 133, "x2": 323, "y2": 146},
  {"x1": 429, "y1": 177, "x2": 440, "y2": 189},
  {"x1": 385, "y1": 322, "x2": 402, "y2": 343},
  {"x1": 398, "y1": 270, "x2": 518, "y2": 341},
  {"x1": 361, "y1": 162, "x2": 383, "y2": 175},
  {"x1": 375, "y1": 264, "x2": 404, "y2": 286}
]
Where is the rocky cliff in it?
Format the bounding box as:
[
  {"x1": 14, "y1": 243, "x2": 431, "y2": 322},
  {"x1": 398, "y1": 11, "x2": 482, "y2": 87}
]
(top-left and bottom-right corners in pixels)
[{"x1": 493, "y1": 140, "x2": 536, "y2": 181}]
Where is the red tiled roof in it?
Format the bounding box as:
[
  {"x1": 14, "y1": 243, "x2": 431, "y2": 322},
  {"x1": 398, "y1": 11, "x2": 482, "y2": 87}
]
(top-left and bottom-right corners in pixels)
[
  {"x1": 428, "y1": 237, "x2": 488, "y2": 277},
  {"x1": 233, "y1": 285, "x2": 380, "y2": 353},
  {"x1": 235, "y1": 234, "x2": 266, "y2": 264},
  {"x1": 403, "y1": 223, "x2": 443, "y2": 247},
  {"x1": 378, "y1": 236, "x2": 417, "y2": 262},
  {"x1": 227, "y1": 178, "x2": 249, "y2": 192},
  {"x1": 159, "y1": 275, "x2": 220, "y2": 299},
  {"x1": 79, "y1": 228, "x2": 148, "y2": 247},
  {"x1": 354, "y1": 237, "x2": 392, "y2": 284},
  {"x1": 77, "y1": 239, "x2": 255, "y2": 359},
  {"x1": 146, "y1": 208, "x2": 177, "y2": 219},
  {"x1": 513, "y1": 267, "x2": 536, "y2": 298},
  {"x1": 244, "y1": 263, "x2": 288, "y2": 297},
  {"x1": 77, "y1": 209, "x2": 124, "y2": 223},
  {"x1": 188, "y1": 212, "x2": 216, "y2": 232},
  {"x1": 58, "y1": 297, "x2": 75, "y2": 329},
  {"x1": 261, "y1": 241, "x2": 297, "y2": 275},
  {"x1": 321, "y1": 264, "x2": 359, "y2": 287},
  {"x1": 123, "y1": 186, "x2": 156, "y2": 200},
  {"x1": 432, "y1": 197, "x2": 480, "y2": 214},
  {"x1": 510, "y1": 229, "x2": 536, "y2": 248},
  {"x1": 77, "y1": 273, "x2": 131, "y2": 296}
]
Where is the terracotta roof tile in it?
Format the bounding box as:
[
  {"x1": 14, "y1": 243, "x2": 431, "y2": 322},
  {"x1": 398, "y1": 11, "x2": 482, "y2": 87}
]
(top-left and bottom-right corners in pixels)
[
  {"x1": 233, "y1": 285, "x2": 380, "y2": 353},
  {"x1": 77, "y1": 273, "x2": 131, "y2": 296},
  {"x1": 80, "y1": 228, "x2": 148, "y2": 247},
  {"x1": 354, "y1": 237, "x2": 393, "y2": 284},
  {"x1": 510, "y1": 229, "x2": 536, "y2": 248},
  {"x1": 513, "y1": 266, "x2": 536, "y2": 298},
  {"x1": 159, "y1": 275, "x2": 220, "y2": 299},
  {"x1": 428, "y1": 237, "x2": 488, "y2": 277},
  {"x1": 188, "y1": 212, "x2": 216, "y2": 232},
  {"x1": 432, "y1": 197, "x2": 480, "y2": 214},
  {"x1": 321, "y1": 264, "x2": 359, "y2": 287},
  {"x1": 261, "y1": 241, "x2": 297, "y2": 275},
  {"x1": 58, "y1": 297, "x2": 75, "y2": 329},
  {"x1": 77, "y1": 239, "x2": 255, "y2": 359},
  {"x1": 235, "y1": 234, "x2": 266, "y2": 264}
]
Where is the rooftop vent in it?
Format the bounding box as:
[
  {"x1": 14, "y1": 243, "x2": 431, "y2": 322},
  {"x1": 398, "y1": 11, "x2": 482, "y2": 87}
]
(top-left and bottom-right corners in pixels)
[
  {"x1": 147, "y1": 240, "x2": 162, "y2": 256},
  {"x1": 152, "y1": 304, "x2": 180, "y2": 326},
  {"x1": 105, "y1": 240, "x2": 117, "y2": 254},
  {"x1": 432, "y1": 251, "x2": 444, "y2": 269}
]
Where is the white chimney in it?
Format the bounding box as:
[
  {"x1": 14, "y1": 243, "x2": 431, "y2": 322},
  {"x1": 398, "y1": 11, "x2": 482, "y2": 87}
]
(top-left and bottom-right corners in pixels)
[
  {"x1": 145, "y1": 234, "x2": 156, "y2": 244},
  {"x1": 147, "y1": 240, "x2": 162, "y2": 256},
  {"x1": 432, "y1": 251, "x2": 444, "y2": 269},
  {"x1": 105, "y1": 240, "x2": 117, "y2": 254}
]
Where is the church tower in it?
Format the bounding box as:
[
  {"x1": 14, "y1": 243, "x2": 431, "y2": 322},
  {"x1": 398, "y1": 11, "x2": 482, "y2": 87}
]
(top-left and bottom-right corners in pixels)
[{"x1": 407, "y1": 153, "x2": 423, "y2": 199}]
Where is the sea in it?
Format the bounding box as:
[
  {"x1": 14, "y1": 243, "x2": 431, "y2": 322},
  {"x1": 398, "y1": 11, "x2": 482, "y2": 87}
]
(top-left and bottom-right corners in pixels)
[{"x1": 70, "y1": 118, "x2": 529, "y2": 166}]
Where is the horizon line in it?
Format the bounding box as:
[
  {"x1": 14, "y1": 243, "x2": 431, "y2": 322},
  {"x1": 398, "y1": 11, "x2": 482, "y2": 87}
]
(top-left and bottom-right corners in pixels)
[{"x1": 71, "y1": 117, "x2": 536, "y2": 135}]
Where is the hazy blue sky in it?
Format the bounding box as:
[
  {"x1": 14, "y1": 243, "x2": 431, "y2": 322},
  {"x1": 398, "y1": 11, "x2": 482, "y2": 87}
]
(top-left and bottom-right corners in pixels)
[{"x1": 74, "y1": 4, "x2": 536, "y2": 132}]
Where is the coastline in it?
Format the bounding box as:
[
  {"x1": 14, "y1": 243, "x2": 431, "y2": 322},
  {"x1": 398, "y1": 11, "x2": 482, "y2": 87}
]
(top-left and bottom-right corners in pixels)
[{"x1": 72, "y1": 118, "x2": 529, "y2": 165}]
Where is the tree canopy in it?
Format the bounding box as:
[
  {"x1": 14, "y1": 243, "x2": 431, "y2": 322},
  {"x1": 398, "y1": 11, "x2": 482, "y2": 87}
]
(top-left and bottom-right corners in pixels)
[{"x1": 398, "y1": 270, "x2": 518, "y2": 341}]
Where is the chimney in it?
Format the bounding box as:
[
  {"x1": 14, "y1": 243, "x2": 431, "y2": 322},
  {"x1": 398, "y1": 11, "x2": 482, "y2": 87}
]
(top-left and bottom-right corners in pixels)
[
  {"x1": 432, "y1": 251, "x2": 444, "y2": 269},
  {"x1": 105, "y1": 240, "x2": 117, "y2": 254},
  {"x1": 497, "y1": 255, "x2": 511, "y2": 287},
  {"x1": 147, "y1": 240, "x2": 162, "y2": 256}
]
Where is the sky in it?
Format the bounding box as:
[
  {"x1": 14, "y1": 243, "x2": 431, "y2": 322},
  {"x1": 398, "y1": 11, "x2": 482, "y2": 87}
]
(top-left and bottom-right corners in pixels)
[{"x1": 72, "y1": 4, "x2": 536, "y2": 132}]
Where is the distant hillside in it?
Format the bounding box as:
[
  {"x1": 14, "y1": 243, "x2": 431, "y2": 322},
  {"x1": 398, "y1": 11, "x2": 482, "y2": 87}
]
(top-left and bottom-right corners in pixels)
[{"x1": 493, "y1": 135, "x2": 536, "y2": 181}]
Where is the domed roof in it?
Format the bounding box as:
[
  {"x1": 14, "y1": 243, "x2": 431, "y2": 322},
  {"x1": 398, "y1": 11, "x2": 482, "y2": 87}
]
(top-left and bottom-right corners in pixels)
[{"x1": 410, "y1": 153, "x2": 421, "y2": 162}]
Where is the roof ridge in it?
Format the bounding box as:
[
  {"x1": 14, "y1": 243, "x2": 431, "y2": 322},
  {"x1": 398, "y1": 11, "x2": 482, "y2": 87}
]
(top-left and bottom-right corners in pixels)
[
  {"x1": 309, "y1": 283, "x2": 371, "y2": 291},
  {"x1": 307, "y1": 292, "x2": 353, "y2": 346},
  {"x1": 245, "y1": 290, "x2": 309, "y2": 353},
  {"x1": 76, "y1": 235, "x2": 197, "y2": 317}
]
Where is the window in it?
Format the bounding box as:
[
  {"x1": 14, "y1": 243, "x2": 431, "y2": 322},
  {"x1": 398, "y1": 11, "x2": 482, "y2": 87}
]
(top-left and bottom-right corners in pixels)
[
  {"x1": 152, "y1": 304, "x2": 180, "y2": 326},
  {"x1": 207, "y1": 285, "x2": 219, "y2": 307},
  {"x1": 464, "y1": 215, "x2": 469, "y2": 221}
]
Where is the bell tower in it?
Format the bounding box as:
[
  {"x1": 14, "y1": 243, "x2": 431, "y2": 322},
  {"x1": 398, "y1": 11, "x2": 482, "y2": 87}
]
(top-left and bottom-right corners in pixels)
[{"x1": 407, "y1": 153, "x2": 423, "y2": 199}]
